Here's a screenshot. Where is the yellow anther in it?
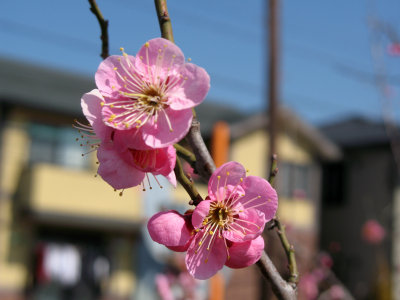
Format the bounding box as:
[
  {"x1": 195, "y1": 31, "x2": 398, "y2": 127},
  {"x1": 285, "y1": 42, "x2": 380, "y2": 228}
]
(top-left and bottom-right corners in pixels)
[
  {"x1": 258, "y1": 196, "x2": 261, "y2": 198},
  {"x1": 226, "y1": 171, "x2": 230, "y2": 175},
  {"x1": 246, "y1": 169, "x2": 249, "y2": 173},
  {"x1": 209, "y1": 231, "x2": 214, "y2": 235},
  {"x1": 100, "y1": 102, "x2": 105, "y2": 107},
  {"x1": 108, "y1": 114, "x2": 116, "y2": 122},
  {"x1": 136, "y1": 120, "x2": 142, "y2": 124},
  {"x1": 110, "y1": 104, "x2": 114, "y2": 108},
  {"x1": 240, "y1": 178, "x2": 243, "y2": 182},
  {"x1": 158, "y1": 49, "x2": 162, "y2": 53},
  {"x1": 169, "y1": 129, "x2": 173, "y2": 132},
  {"x1": 172, "y1": 54, "x2": 176, "y2": 58},
  {"x1": 198, "y1": 241, "x2": 203, "y2": 246},
  {"x1": 195, "y1": 229, "x2": 200, "y2": 232},
  {"x1": 217, "y1": 176, "x2": 221, "y2": 179},
  {"x1": 145, "y1": 42, "x2": 150, "y2": 48},
  {"x1": 124, "y1": 122, "x2": 129, "y2": 128},
  {"x1": 205, "y1": 258, "x2": 208, "y2": 263},
  {"x1": 120, "y1": 47, "x2": 124, "y2": 52},
  {"x1": 117, "y1": 58, "x2": 121, "y2": 61},
  {"x1": 111, "y1": 85, "x2": 115, "y2": 90},
  {"x1": 140, "y1": 56, "x2": 143, "y2": 59},
  {"x1": 113, "y1": 67, "x2": 117, "y2": 70},
  {"x1": 187, "y1": 57, "x2": 192, "y2": 62},
  {"x1": 163, "y1": 44, "x2": 167, "y2": 48}
]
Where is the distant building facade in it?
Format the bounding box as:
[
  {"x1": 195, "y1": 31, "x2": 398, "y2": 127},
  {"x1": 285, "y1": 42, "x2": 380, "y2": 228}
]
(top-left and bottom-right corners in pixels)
[{"x1": 320, "y1": 117, "x2": 398, "y2": 299}]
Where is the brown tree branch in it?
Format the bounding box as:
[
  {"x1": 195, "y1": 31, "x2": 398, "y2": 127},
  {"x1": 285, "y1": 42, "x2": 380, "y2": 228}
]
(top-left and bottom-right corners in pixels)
[
  {"x1": 154, "y1": 1, "x2": 295, "y2": 299},
  {"x1": 256, "y1": 252, "x2": 297, "y2": 300},
  {"x1": 88, "y1": 0, "x2": 109, "y2": 59},
  {"x1": 185, "y1": 118, "x2": 216, "y2": 179},
  {"x1": 174, "y1": 157, "x2": 203, "y2": 206}
]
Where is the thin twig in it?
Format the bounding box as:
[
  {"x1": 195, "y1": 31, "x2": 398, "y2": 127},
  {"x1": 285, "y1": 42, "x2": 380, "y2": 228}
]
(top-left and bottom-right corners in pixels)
[
  {"x1": 174, "y1": 157, "x2": 203, "y2": 206},
  {"x1": 267, "y1": 154, "x2": 299, "y2": 286},
  {"x1": 154, "y1": 0, "x2": 174, "y2": 42},
  {"x1": 269, "y1": 153, "x2": 279, "y2": 186},
  {"x1": 174, "y1": 143, "x2": 197, "y2": 170},
  {"x1": 88, "y1": 0, "x2": 109, "y2": 59},
  {"x1": 274, "y1": 218, "x2": 299, "y2": 285}
]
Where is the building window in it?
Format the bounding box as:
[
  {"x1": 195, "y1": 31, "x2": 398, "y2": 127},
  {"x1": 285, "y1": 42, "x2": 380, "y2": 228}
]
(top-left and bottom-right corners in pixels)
[
  {"x1": 322, "y1": 162, "x2": 345, "y2": 206},
  {"x1": 277, "y1": 162, "x2": 311, "y2": 199},
  {"x1": 29, "y1": 124, "x2": 89, "y2": 169}
]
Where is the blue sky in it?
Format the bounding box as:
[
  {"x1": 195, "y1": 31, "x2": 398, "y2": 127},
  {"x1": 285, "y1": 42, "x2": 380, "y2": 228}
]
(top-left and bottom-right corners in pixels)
[{"x1": 1, "y1": 0, "x2": 400, "y2": 125}]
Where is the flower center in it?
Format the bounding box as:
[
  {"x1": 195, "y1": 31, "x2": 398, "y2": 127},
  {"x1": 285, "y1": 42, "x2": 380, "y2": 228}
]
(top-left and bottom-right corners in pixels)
[
  {"x1": 137, "y1": 86, "x2": 167, "y2": 110},
  {"x1": 208, "y1": 202, "x2": 233, "y2": 229}
]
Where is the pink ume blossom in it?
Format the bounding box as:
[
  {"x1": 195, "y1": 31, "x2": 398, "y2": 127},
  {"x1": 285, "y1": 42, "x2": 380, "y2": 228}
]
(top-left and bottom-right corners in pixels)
[
  {"x1": 361, "y1": 219, "x2": 386, "y2": 245},
  {"x1": 148, "y1": 161, "x2": 278, "y2": 279},
  {"x1": 78, "y1": 89, "x2": 176, "y2": 190},
  {"x1": 388, "y1": 43, "x2": 400, "y2": 56},
  {"x1": 95, "y1": 38, "x2": 210, "y2": 149}
]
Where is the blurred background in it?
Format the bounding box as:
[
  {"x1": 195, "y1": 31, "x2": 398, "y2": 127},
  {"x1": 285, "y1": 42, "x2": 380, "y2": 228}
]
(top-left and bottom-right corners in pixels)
[{"x1": 0, "y1": 0, "x2": 399, "y2": 299}]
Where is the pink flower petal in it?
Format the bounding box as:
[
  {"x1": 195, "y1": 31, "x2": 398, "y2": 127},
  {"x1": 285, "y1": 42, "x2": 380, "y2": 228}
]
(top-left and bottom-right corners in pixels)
[
  {"x1": 95, "y1": 55, "x2": 135, "y2": 98},
  {"x1": 225, "y1": 236, "x2": 264, "y2": 269},
  {"x1": 148, "y1": 210, "x2": 193, "y2": 251},
  {"x1": 168, "y1": 63, "x2": 210, "y2": 110},
  {"x1": 223, "y1": 208, "x2": 266, "y2": 242},
  {"x1": 185, "y1": 229, "x2": 227, "y2": 279},
  {"x1": 140, "y1": 107, "x2": 193, "y2": 148},
  {"x1": 124, "y1": 146, "x2": 175, "y2": 175},
  {"x1": 192, "y1": 200, "x2": 212, "y2": 229},
  {"x1": 113, "y1": 128, "x2": 149, "y2": 150},
  {"x1": 208, "y1": 162, "x2": 246, "y2": 201},
  {"x1": 164, "y1": 170, "x2": 177, "y2": 188},
  {"x1": 81, "y1": 89, "x2": 112, "y2": 142},
  {"x1": 238, "y1": 176, "x2": 278, "y2": 221},
  {"x1": 153, "y1": 145, "x2": 177, "y2": 177},
  {"x1": 135, "y1": 38, "x2": 185, "y2": 72},
  {"x1": 97, "y1": 144, "x2": 145, "y2": 189}
]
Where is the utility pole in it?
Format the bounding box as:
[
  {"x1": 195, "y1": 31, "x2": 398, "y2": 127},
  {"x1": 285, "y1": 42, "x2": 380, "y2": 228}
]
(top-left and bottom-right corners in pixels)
[
  {"x1": 260, "y1": 1, "x2": 280, "y2": 299},
  {"x1": 268, "y1": 0, "x2": 280, "y2": 160}
]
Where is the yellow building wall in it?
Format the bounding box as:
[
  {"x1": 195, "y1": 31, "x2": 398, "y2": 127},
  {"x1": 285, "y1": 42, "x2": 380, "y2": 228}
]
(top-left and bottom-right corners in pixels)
[
  {"x1": 0, "y1": 124, "x2": 31, "y2": 292},
  {"x1": 0, "y1": 113, "x2": 141, "y2": 294},
  {"x1": 29, "y1": 163, "x2": 143, "y2": 222},
  {"x1": 231, "y1": 131, "x2": 269, "y2": 178}
]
